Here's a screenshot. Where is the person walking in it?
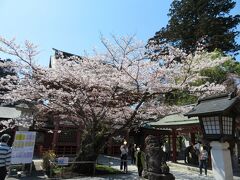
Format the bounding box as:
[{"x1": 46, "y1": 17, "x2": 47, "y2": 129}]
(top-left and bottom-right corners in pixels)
[
  {"x1": 135, "y1": 147, "x2": 145, "y2": 177},
  {"x1": 199, "y1": 145, "x2": 208, "y2": 176},
  {"x1": 120, "y1": 140, "x2": 128, "y2": 173},
  {"x1": 0, "y1": 134, "x2": 12, "y2": 180}
]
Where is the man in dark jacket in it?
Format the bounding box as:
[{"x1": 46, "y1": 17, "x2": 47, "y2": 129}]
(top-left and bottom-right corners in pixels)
[
  {"x1": 0, "y1": 134, "x2": 11, "y2": 180},
  {"x1": 135, "y1": 147, "x2": 145, "y2": 177}
]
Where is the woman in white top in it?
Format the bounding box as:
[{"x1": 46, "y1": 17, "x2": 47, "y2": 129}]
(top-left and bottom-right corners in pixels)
[{"x1": 199, "y1": 146, "x2": 208, "y2": 176}]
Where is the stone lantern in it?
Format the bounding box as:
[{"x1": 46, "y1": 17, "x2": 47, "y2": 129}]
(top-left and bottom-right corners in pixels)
[{"x1": 185, "y1": 93, "x2": 240, "y2": 180}]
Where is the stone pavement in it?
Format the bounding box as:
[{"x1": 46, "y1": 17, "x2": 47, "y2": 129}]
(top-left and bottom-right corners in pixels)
[
  {"x1": 94, "y1": 155, "x2": 215, "y2": 180},
  {"x1": 5, "y1": 155, "x2": 240, "y2": 179}
]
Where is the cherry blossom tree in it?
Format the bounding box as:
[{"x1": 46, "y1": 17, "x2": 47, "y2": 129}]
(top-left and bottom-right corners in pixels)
[{"x1": 0, "y1": 35, "x2": 231, "y2": 172}]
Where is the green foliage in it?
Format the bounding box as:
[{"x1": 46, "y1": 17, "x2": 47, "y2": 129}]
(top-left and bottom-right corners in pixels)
[
  {"x1": 52, "y1": 166, "x2": 62, "y2": 174},
  {"x1": 164, "y1": 61, "x2": 240, "y2": 106},
  {"x1": 51, "y1": 164, "x2": 121, "y2": 178},
  {"x1": 95, "y1": 164, "x2": 122, "y2": 174},
  {"x1": 164, "y1": 90, "x2": 198, "y2": 106},
  {"x1": 148, "y1": 0, "x2": 240, "y2": 56},
  {"x1": 42, "y1": 150, "x2": 56, "y2": 171},
  {"x1": 164, "y1": 53, "x2": 240, "y2": 106},
  {"x1": 200, "y1": 60, "x2": 240, "y2": 84}
]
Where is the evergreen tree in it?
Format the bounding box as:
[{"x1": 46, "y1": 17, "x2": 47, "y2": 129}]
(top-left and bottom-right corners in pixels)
[{"x1": 147, "y1": 0, "x2": 240, "y2": 56}]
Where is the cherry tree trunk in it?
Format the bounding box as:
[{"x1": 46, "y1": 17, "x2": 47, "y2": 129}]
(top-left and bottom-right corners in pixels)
[{"x1": 72, "y1": 128, "x2": 106, "y2": 175}]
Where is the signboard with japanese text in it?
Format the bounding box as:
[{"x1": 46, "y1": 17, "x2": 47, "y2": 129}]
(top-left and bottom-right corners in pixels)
[
  {"x1": 57, "y1": 157, "x2": 69, "y2": 166},
  {"x1": 11, "y1": 131, "x2": 36, "y2": 164}
]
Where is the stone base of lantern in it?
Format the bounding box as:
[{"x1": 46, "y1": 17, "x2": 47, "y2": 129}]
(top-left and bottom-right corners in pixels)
[
  {"x1": 147, "y1": 172, "x2": 175, "y2": 180},
  {"x1": 210, "y1": 141, "x2": 233, "y2": 180}
]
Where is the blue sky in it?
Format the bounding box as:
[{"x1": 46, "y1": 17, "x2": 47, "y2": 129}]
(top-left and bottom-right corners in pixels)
[{"x1": 0, "y1": 0, "x2": 239, "y2": 66}]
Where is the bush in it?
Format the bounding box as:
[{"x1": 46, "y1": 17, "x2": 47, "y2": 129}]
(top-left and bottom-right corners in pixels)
[{"x1": 42, "y1": 150, "x2": 56, "y2": 176}]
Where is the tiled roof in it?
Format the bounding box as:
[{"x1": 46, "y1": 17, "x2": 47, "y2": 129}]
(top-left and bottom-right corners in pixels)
[
  {"x1": 147, "y1": 113, "x2": 199, "y2": 127},
  {"x1": 0, "y1": 107, "x2": 21, "y2": 119},
  {"x1": 186, "y1": 93, "x2": 239, "y2": 117}
]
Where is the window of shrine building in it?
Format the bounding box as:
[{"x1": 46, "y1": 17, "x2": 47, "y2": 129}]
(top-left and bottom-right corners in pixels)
[{"x1": 58, "y1": 130, "x2": 77, "y2": 143}]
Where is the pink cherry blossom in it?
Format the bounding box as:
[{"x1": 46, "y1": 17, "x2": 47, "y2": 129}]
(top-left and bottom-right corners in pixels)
[{"x1": 0, "y1": 35, "x2": 230, "y2": 136}]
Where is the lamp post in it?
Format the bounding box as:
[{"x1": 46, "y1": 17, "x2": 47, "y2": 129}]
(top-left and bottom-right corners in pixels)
[
  {"x1": 186, "y1": 93, "x2": 239, "y2": 180},
  {"x1": 200, "y1": 115, "x2": 235, "y2": 180}
]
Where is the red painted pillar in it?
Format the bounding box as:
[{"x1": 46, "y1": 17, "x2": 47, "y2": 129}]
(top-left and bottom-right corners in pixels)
[
  {"x1": 190, "y1": 132, "x2": 195, "y2": 145},
  {"x1": 52, "y1": 121, "x2": 59, "y2": 152},
  {"x1": 167, "y1": 134, "x2": 171, "y2": 161},
  {"x1": 172, "y1": 129, "x2": 177, "y2": 162}
]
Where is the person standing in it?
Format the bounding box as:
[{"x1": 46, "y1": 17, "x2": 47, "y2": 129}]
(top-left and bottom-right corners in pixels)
[
  {"x1": 199, "y1": 146, "x2": 208, "y2": 176},
  {"x1": 184, "y1": 143, "x2": 193, "y2": 164},
  {"x1": 130, "y1": 144, "x2": 136, "y2": 164},
  {"x1": 194, "y1": 141, "x2": 201, "y2": 154},
  {"x1": 120, "y1": 140, "x2": 128, "y2": 173},
  {"x1": 163, "y1": 142, "x2": 170, "y2": 161},
  {"x1": 194, "y1": 141, "x2": 201, "y2": 164},
  {"x1": 135, "y1": 147, "x2": 145, "y2": 177},
  {"x1": 0, "y1": 134, "x2": 12, "y2": 180}
]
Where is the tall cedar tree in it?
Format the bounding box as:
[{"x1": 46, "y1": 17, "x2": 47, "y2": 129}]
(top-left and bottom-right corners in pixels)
[{"x1": 147, "y1": 0, "x2": 240, "y2": 56}]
